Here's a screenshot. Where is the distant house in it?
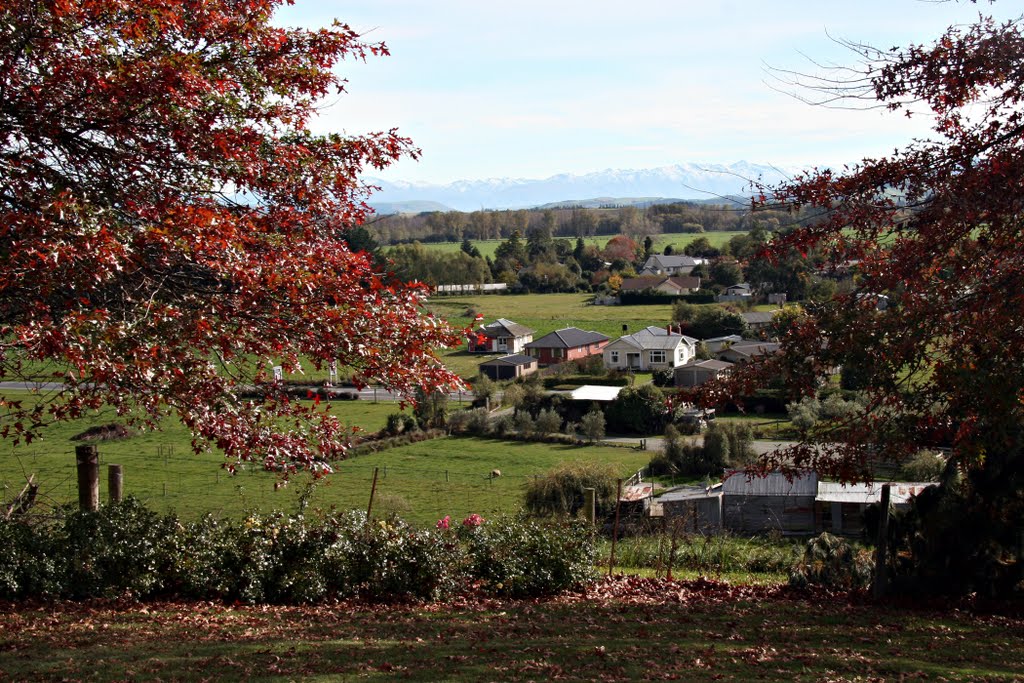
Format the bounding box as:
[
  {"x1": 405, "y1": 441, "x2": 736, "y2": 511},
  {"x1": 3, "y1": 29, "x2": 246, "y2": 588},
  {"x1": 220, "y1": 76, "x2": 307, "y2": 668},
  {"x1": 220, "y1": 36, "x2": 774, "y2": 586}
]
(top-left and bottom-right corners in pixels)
[
  {"x1": 723, "y1": 470, "x2": 818, "y2": 535},
  {"x1": 716, "y1": 340, "x2": 781, "y2": 364},
  {"x1": 603, "y1": 326, "x2": 697, "y2": 372},
  {"x1": 700, "y1": 335, "x2": 743, "y2": 354},
  {"x1": 468, "y1": 318, "x2": 535, "y2": 354},
  {"x1": 619, "y1": 275, "x2": 701, "y2": 296},
  {"x1": 478, "y1": 354, "x2": 538, "y2": 381},
  {"x1": 524, "y1": 327, "x2": 610, "y2": 366},
  {"x1": 717, "y1": 282, "x2": 753, "y2": 302},
  {"x1": 815, "y1": 481, "x2": 935, "y2": 536},
  {"x1": 673, "y1": 358, "x2": 734, "y2": 387},
  {"x1": 739, "y1": 310, "x2": 778, "y2": 334},
  {"x1": 639, "y1": 254, "x2": 703, "y2": 277}
]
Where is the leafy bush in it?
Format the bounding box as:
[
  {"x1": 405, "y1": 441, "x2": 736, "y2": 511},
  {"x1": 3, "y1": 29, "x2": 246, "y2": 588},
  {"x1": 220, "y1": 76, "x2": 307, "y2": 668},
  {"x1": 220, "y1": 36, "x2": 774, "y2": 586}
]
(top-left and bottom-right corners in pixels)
[
  {"x1": 702, "y1": 422, "x2": 756, "y2": 470},
  {"x1": 789, "y1": 532, "x2": 873, "y2": 590},
  {"x1": 59, "y1": 498, "x2": 180, "y2": 598},
  {"x1": 524, "y1": 461, "x2": 619, "y2": 518},
  {"x1": 461, "y1": 516, "x2": 595, "y2": 597},
  {"x1": 0, "y1": 516, "x2": 61, "y2": 599},
  {"x1": 898, "y1": 450, "x2": 945, "y2": 482},
  {"x1": 0, "y1": 502, "x2": 599, "y2": 603}
]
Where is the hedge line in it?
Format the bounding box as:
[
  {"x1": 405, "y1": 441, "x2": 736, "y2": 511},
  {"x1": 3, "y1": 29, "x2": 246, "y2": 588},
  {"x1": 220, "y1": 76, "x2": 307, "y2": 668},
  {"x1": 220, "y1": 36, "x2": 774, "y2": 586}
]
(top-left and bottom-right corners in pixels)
[{"x1": 0, "y1": 499, "x2": 596, "y2": 604}]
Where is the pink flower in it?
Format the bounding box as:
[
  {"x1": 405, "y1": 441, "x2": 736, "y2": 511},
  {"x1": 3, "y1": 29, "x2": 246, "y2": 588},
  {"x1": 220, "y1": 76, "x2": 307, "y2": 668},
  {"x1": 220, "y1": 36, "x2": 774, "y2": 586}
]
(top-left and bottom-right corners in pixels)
[
  {"x1": 462, "y1": 514, "x2": 484, "y2": 528},
  {"x1": 435, "y1": 515, "x2": 450, "y2": 530}
]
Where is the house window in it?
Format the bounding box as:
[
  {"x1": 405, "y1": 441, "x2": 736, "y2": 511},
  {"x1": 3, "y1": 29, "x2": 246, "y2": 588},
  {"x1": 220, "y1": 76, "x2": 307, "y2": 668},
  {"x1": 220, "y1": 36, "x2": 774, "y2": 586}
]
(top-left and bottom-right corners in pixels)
[
  {"x1": 649, "y1": 350, "x2": 666, "y2": 364},
  {"x1": 610, "y1": 351, "x2": 619, "y2": 364}
]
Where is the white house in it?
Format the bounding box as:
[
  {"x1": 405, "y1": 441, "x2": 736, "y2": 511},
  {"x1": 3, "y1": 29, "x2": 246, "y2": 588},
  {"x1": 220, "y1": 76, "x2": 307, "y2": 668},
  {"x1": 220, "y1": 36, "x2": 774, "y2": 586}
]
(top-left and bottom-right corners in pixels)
[
  {"x1": 638, "y1": 254, "x2": 704, "y2": 277},
  {"x1": 603, "y1": 326, "x2": 697, "y2": 372},
  {"x1": 468, "y1": 318, "x2": 535, "y2": 354}
]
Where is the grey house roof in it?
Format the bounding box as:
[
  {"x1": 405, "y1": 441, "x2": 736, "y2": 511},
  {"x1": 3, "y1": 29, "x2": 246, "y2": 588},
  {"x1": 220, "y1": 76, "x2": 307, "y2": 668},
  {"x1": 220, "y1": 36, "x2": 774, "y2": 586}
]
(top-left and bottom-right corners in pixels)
[
  {"x1": 643, "y1": 254, "x2": 700, "y2": 270},
  {"x1": 676, "y1": 359, "x2": 734, "y2": 372},
  {"x1": 479, "y1": 353, "x2": 536, "y2": 368},
  {"x1": 740, "y1": 311, "x2": 777, "y2": 326},
  {"x1": 479, "y1": 318, "x2": 535, "y2": 338},
  {"x1": 525, "y1": 327, "x2": 609, "y2": 349},
  {"x1": 612, "y1": 326, "x2": 697, "y2": 351}
]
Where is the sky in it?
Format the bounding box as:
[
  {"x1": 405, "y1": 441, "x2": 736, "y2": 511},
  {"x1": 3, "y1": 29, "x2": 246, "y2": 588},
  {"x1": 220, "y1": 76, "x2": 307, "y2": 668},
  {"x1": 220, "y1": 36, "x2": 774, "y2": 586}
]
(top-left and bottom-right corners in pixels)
[{"x1": 275, "y1": 1, "x2": 1019, "y2": 185}]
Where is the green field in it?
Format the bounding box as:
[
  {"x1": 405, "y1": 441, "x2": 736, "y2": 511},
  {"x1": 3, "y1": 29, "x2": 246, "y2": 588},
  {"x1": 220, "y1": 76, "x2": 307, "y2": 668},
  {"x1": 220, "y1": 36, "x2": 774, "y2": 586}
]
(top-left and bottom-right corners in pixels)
[
  {"x1": 0, "y1": 394, "x2": 648, "y2": 526},
  {"x1": 394, "y1": 231, "x2": 747, "y2": 261}
]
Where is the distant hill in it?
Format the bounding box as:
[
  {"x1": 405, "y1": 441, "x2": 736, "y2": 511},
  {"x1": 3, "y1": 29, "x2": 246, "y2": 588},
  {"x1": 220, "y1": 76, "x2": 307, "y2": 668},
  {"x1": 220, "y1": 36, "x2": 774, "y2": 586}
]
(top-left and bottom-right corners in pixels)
[
  {"x1": 367, "y1": 200, "x2": 453, "y2": 215},
  {"x1": 366, "y1": 162, "x2": 795, "y2": 212}
]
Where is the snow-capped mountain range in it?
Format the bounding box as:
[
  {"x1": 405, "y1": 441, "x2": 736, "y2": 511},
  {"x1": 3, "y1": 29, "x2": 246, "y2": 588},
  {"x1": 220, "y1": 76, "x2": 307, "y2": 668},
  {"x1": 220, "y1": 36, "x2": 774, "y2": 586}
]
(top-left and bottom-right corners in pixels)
[{"x1": 365, "y1": 161, "x2": 799, "y2": 213}]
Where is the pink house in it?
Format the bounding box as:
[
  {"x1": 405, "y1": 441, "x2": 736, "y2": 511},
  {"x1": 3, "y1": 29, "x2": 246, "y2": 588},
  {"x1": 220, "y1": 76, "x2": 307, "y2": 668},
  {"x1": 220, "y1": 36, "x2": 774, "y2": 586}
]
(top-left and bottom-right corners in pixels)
[{"x1": 524, "y1": 327, "x2": 610, "y2": 366}]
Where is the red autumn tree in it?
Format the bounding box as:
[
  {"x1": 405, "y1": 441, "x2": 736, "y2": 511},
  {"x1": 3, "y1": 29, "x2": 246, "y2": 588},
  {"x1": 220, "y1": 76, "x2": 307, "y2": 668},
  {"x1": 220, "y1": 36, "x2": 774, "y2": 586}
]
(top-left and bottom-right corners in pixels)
[
  {"x1": 0, "y1": 0, "x2": 464, "y2": 470},
  {"x1": 707, "y1": 12, "x2": 1024, "y2": 593}
]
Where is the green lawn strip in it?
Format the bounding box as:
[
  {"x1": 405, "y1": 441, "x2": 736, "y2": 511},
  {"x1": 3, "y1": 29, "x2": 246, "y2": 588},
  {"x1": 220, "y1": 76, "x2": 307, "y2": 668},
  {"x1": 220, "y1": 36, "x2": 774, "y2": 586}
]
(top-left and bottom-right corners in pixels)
[
  {"x1": 1, "y1": 397, "x2": 650, "y2": 525},
  {"x1": 311, "y1": 436, "x2": 650, "y2": 526},
  {"x1": 1, "y1": 587, "x2": 1020, "y2": 681}
]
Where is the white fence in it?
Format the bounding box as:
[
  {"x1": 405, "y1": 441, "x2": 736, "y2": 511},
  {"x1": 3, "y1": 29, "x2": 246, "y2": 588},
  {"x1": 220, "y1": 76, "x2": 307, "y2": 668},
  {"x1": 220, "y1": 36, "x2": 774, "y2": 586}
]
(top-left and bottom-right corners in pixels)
[{"x1": 434, "y1": 283, "x2": 508, "y2": 295}]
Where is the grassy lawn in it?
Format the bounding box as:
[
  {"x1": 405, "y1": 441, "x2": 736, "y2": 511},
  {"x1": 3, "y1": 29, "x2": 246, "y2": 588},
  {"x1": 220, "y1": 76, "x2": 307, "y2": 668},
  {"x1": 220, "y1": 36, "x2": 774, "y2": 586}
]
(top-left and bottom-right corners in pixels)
[
  {"x1": 2, "y1": 580, "x2": 1020, "y2": 681},
  {"x1": 0, "y1": 391, "x2": 649, "y2": 526}
]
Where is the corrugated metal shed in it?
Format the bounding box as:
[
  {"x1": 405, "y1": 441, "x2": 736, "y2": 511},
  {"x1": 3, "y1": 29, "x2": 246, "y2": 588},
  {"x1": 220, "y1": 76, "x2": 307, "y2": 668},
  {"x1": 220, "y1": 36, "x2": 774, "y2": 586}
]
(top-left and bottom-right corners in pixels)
[
  {"x1": 723, "y1": 471, "x2": 817, "y2": 496},
  {"x1": 816, "y1": 481, "x2": 935, "y2": 505}
]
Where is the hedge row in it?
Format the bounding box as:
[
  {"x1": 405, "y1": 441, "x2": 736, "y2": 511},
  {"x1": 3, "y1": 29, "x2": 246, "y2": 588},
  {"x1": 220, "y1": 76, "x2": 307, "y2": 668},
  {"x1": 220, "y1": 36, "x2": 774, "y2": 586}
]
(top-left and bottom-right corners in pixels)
[{"x1": 0, "y1": 499, "x2": 596, "y2": 603}]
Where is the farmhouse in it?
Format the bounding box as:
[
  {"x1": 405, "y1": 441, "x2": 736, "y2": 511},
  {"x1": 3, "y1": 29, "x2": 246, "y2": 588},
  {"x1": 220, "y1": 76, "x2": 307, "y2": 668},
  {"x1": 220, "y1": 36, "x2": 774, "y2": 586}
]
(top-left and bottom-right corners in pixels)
[
  {"x1": 717, "y1": 282, "x2": 753, "y2": 302},
  {"x1": 618, "y1": 275, "x2": 701, "y2": 296},
  {"x1": 673, "y1": 358, "x2": 734, "y2": 387},
  {"x1": 524, "y1": 327, "x2": 609, "y2": 366},
  {"x1": 638, "y1": 254, "x2": 703, "y2": 277},
  {"x1": 604, "y1": 326, "x2": 697, "y2": 372},
  {"x1": 716, "y1": 340, "x2": 781, "y2": 364},
  {"x1": 739, "y1": 310, "x2": 778, "y2": 334},
  {"x1": 468, "y1": 318, "x2": 535, "y2": 354},
  {"x1": 478, "y1": 353, "x2": 539, "y2": 381}
]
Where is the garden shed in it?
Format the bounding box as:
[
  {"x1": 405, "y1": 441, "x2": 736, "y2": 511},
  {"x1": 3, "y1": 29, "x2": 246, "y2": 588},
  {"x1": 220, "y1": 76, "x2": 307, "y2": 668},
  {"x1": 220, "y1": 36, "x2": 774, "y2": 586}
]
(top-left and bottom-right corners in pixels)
[
  {"x1": 722, "y1": 470, "x2": 818, "y2": 535},
  {"x1": 478, "y1": 354, "x2": 538, "y2": 381},
  {"x1": 654, "y1": 484, "x2": 723, "y2": 534}
]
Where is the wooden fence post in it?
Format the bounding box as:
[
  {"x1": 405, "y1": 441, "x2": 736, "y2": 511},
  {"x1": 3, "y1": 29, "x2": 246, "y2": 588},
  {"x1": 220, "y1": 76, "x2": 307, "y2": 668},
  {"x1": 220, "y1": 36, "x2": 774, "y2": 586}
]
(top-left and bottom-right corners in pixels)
[
  {"x1": 366, "y1": 466, "x2": 380, "y2": 520},
  {"x1": 583, "y1": 487, "x2": 596, "y2": 526},
  {"x1": 75, "y1": 445, "x2": 99, "y2": 512},
  {"x1": 874, "y1": 483, "x2": 891, "y2": 599},
  {"x1": 108, "y1": 464, "x2": 123, "y2": 504},
  {"x1": 609, "y1": 479, "x2": 623, "y2": 577}
]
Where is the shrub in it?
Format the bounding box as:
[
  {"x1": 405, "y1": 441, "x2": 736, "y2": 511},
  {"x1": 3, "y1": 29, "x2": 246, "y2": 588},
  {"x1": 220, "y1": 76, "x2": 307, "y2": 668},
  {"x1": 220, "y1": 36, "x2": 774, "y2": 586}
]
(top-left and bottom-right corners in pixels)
[
  {"x1": 789, "y1": 532, "x2": 873, "y2": 590},
  {"x1": 461, "y1": 516, "x2": 595, "y2": 597},
  {"x1": 385, "y1": 412, "x2": 405, "y2": 435},
  {"x1": 524, "y1": 461, "x2": 619, "y2": 518},
  {"x1": 703, "y1": 422, "x2": 756, "y2": 469},
  {"x1": 535, "y1": 408, "x2": 563, "y2": 435},
  {"x1": 579, "y1": 408, "x2": 605, "y2": 443},
  {"x1": 326, "y1": 513, "x2": 465, "y2": 602},
  {"x1": 0, "y1": 516, "x2": 62, "y2": 599},
  {"x1": 60, "y1": 497, "x2": 179, "y2": 599},
  {"x1": 0, "y1": 502, "x2": 600, "y2": 603},
  {"x1": 899, "y1": 450, "x2": 946, "y2": 482}
]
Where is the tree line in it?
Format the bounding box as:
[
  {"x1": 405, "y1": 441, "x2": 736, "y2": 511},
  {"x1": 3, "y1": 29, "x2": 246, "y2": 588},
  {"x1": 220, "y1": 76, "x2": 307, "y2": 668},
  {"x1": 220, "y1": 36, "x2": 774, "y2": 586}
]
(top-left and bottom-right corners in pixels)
[{"x1": 368, "y1": 202, "x2": 803, "y2": 245}]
